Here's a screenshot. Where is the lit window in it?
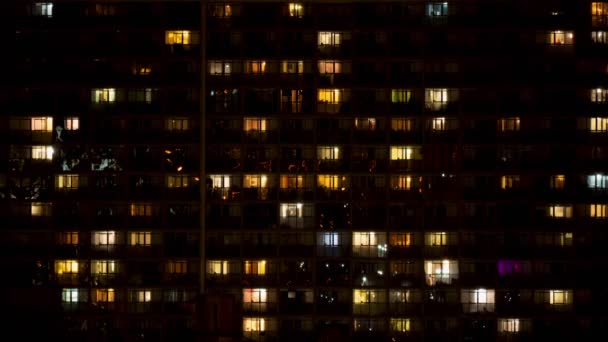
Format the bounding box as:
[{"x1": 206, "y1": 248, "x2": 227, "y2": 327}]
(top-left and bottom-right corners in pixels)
[
  {"x1": 591, "y1": 88, "x2": 608, "y2": 102},
  {"x1": 136, "y1": 290, "x2": 152, "y2": 303},
  {"x1": 588, "y1": 174, "x2": 608, "y2": 188},
  {"x1": 352, "y1": 232, "x2": 387, "y2": 257},
  {"x1": 559, "y1": 232, "x2": 573, "y2": 246},
  {"x1": 128, "y1": 88, "x2": 154, "y2": 104},
  {"x1": 426, "y1": 232, "x2": 447, "y2": 246},
  {"x1": 592, "y1": 2, "x2": 608, "y2": 26},
  {"x1": 245, "y1": 260, "x2": 266, "y2": 275},
  {"x1": 55, "y1": 174, "x2": 79, "y2": 190},
  {"x1": 31, "y1": 145, "x2": 54, "y2": 160},
  {"x1": 589, "y1": 204, "x2": 608, "y2": 218},
  {"x1": 592, "y1": 31, "x2": 608, "y2": 43},
  {"x1": 244, "y1": 117, "x2": 267, "y2": 131},
  {"x1": 92, "y1": 231, "x2": 116, "y2": 245},
  {"x1": 590, "y1": 117, "x2": 608, "y2": 131},
  {"x1": 354, "y1": 118, "x2": 376, "y2": 131},
  {"x1": 547, "y1": 205, "x2": 573, "y2": 218},
  {"x1": 244, "y1": 174, "x2": 267, "y2": 188},
  {"x1": 427, "y1": 2, "x2": 448, "y2": 17},
  {"x1": 62, "y1": 289, "x2": 79, "y2": 303},
  {"x1": 317, "y1": 146, "x2": 341, "y2": 160},
  {"x1": 61, "y1": 231, "x2": 79, "y2": 245},
  {"x1": 318, "y1": 60, "x2": 342, "y2": 74},
  {"x1": 281, "y1": 175, "x2": 304, "y2": 189},
  {"x1": 321, "y1": 232, "x2": 339, "y2": 246},
  {"x1": 207, "y1": 260, "x2": 228, "y2": 275},
  {"x1": 130, "y1": 232, "x2": 152, "y2": 246},
  {"x1": 391, "y1": 175, "x2": 419, "y2": 190},
  {"x1": 165, "y1": 30, "x2": 195, "y2": 45},
  {"x1": 281, "y1": 60, "x2": 304, "y2": 74},
  {"x1": 166, "y1": 117, "x2": 191, "y2": 131},
  {"x1": 167, "y1": 175, "x2": 190, "y2": 188},
  {"x1": 92, "y1": 88, "x2": 116, "y2": 103},
  {"x1": 498, "y1": 117, "x2": 520, "y2": 131},
  {"x1": 550, "y1": 175, "x2": 566, "y2": 189},
  {"x1": 244, "y1": 60, "x2": 267, "y2": 74},
  {"x1": 130, "y1": 203, "x2": 152, "y2": 216},
  {"x1": 33, "y1": 2, "x2": 53, "y2": 17},
  {"x1": 390, "y1": 318, "x2": 411, "y2": 333},
  {"x1": 462, "y1": 288, "x2": 495, "y2": 313},
  {"x1": 280, "y1": 203, "x2": 303, "y2": 219},
  {"x1": 243, "y1": 288, "x2": 267, "y2": 304},
  {"x1": 318, "y1": 89, "x2": 343, "y2": 104},
  {"x1": 132, "y1": 64, "x2": 152, "y2": 76},
  {"x1": 424, "y1": 259, "x2": 458, "y2": 286},
  {"x1": 210, "y1": 175, "x2": 231, "y2": 188},
  {"x1": 391, "y1": 118, "x2": 415, "y2": 132},
  {"x1": 353, "y1": 289, "x2": 381, "y2": 303},
  {"x1": 55, "y1": 260, "x2": 79, "y2": 275},
  {"x1": 498, "y1": 319, "x2": 520, "y2": 333},
  {"x1": 288, "y1": 3, "x2": 303, "y2": 17},
  {"x1": 425, "y1": 88, "x2": 448, "y2": 105},
  {"x1": 31, "y1": 202, "x2": 51, "y2": 216},
  {"x1": 95, "y1": 289, "x2": 115, "y2": 303},
  {"x1": 208, "y1": 60, "x2": 232, "y2": 75},
  {"x1": 243, "y1": 318, "x2": 265, "y2": 332},
  {"x1": 391, "y1": 89, "x2": 412, "y2": 103},
  {"x1": 91, "y1": 260, "x2": 116, "y2": 274},
  {"x1": 167, "y1": 260, "x2": 188, "y2": 274},
  {"x1": 210, "y1": 4, "x2": 232, "y2": 17},
  {"x1": 64, "y1": 117, "x2": 79, "y2": 130},
  {"x1": 318, "y1": 32, "x2": 341, "y2": 46},
  {"x1": 548, "y1": 31, "x2": 574, "y2": 45},
  {"x1": 317, "y1": 175, "x2": 342, "y2": 189},
  {"x1": 390, "y1": 233, "x2": 412, "y2": 247},
  {"x1": 31, "y1": 117, "x2": 53, "y2": 131},
  {"x1": 500, "y1": 175, "x2": 520, "y2": 190},
  {"x1": 431, "y1": 117, "x2": 446, "y2": 131},
  {"x1": 390, "y1": 146, "x2": 422, "y2": 160},
  {"x1": 549, "y1": 290, "x2": 572, "y2": 305}
]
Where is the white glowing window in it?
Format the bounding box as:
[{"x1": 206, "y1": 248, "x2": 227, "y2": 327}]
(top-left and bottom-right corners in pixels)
[
  {"x1": 391, "y1": 89, "x2": 412, "y2": 103},
  {"x1": 64, "y1": 117, "x2": 80, "y2": 130},
  {"x1": 592, "y1": 31, "x2": 608, "y2": 43},
  {"x1": 244, "y1": 60, "x2": 267, "y2": 74},
  {"x1": 317, "y1": 146, "x2": 340, "y2": 160},
  {"x1": 549, "y1": 290, "x2": 571, "y2": 305},
  {"x1": 210, "y1": 175, "x2": 231, "y2": 188},
  {"x1": 498, "y1": 319, "x2": 520, "y2": 333},
  {"x1": 31, "y1": 117, "x2": 53, "y2": 131},
  {"x1": 130, "y1": 232, "x2": 152, "y2": 246},
  {"x1": 548, "y1": 31, "x2": 574, "y2": 45},
  {"x1": 55, "y1": 174, "x2": 79, "y2": 190},
  {"x1": 425, "y1": 88, "x2": 448, "y2": 103},
  {"x1": 33, "y1": 2, "x2": 53, "y2": 17},
  {"x1": 136, "y1": 290, "x2": 152, "y2": 302},
  {"x1": 289, "y1": 3, "x2": 303, "y2": 17},
  {"x1": 244, "y1": 117, "x2": 267, "y2": 131},
  {"x1": 426, "y1": 232, "x2": 447, "y2": 246},
  {"x1": 589, "y1": 204, "x2": 608, "y2": 218},
  {"x1": 592, "y1": 89, "x2": 608, "y2": 102},
  {"x1": 95, "y1": 289, "x2": 115, "y2": 303},
  {"x1": 590, "y1": 117, "x2": 608, "y2": 131},
  {"x1": 547, "y1": 205, "x2": 573, "y2": 218},
  {"x1": 243, "y1": 318, "x2": 265, "y2": 332},
  {"x1": 427, "y1": 2, "x2": 448, "y2": 17},
  {"x1": 31, "y1": 202, "x2": 51, "y2": 216},
  {"x1": 318, "y1": 32, "x2": 341, "y2": 46},
  {"x1": 281, "y1": 60, "x2": 304, "y2": 74},
  {"x1": 92, "y1": 88, "x2": 116, "y2": 103},
  {"x1": 55, "y1": 260, "x2": 79, "y2": 274},
  {"x1": 208, "y1": 61, "x2": 232, "y2": 75},
  {"x1": 431, "y1": 117, "x2": 446, "y2": 131},
  {"x1": 390, "y1": 318, "x2": 411, "y2": 332},
  {"x1": 425, "y1": 259, "x2": 458, "y2": 286},
  {"x1": 281, "y1": 203, "x2": 303, "y2": 218},
  {"x1": 498, "y1": 117, "x2": 520, "y2": 131},
  {"x1": 92, "y1": 231, "x2": 116, "y2": 245},
  {"x1": 207, "y1": 260, "x2": 228, "y2": 275},
  {"x1": 62, "y1": 289, "x2": 79, "y2": 303},
  {"x1": 390, "y1": 146, "x2": 422, "y2": 160},
  {"x1": 165, "y1": 30, "x2": 193, "y2": 45},
  {"x1": 318, "y1": 60, "x2": 342, "y2": 74},
  {"x1": 588, "y1": 174, "x2": 608, "y2": 188},
  {"x1": 245, "y1": 260, "x2": 266, "y2": 275},
  {"x1": 31, "y1": 145, "x2": 54, "y2": 160},
  {"x1": 244, "y1": 289, "x2": 267, "y2": 303},
  {"x1": 318, "y1": 89, "x2": 343, "y2": 104},
  {"x1": 353, "y1": 232, "x2": 379, "y2": 246},
  {"x1": 91, "y1": 260, "x2": 116, "y2": 274},
  {"x1": 322, "y1": 232, "x2": 339, "y2": 246}
]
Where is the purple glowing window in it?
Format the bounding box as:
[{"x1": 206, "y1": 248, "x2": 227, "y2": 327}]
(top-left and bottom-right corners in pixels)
[{"x1": 498, "y1": 260, "x2": 522, "y2": 275}]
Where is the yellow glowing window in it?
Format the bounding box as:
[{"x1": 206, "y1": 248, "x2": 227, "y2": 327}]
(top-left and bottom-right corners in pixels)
[
  {"x1": 130, "y1": 232, "x2": 152, "y2": 246},
  {"x1": 166, "y1": 118, "x2": 191, "y2": 131},
  {"x1": 559, "y1": 232, "x2": 573, "y2": 246},
  {"x1": 64, "y1": 117, "x2": 79, "y2": 130},
  {"x1": 318, "y1": 89, "x2": 342, "y2": 104},
  {"x1": 317, "y1": 146, "x2": 340, "y2": 160},
  {"x1": 353, "y1": 289, "x2": 380, "y2": 303},
  {"x1": 245, "y1": 260, "x2": 266, "y2": 275},
  {"x1": 55, "y1": 260, "x2": 79, "y2": 274},
  {"x1": 165, "y1": 30, "x2": 192, "y2": 45},
  {"x1": 31, "y1": 145, "x2": 54, "y2": 160},
  {"x1": 318, "y1": 60, "x2": 342, "y2": 74},
  {"x1": 168, "y1": 260, "x2": 188, "y2": 274},
  {"x1": 590, "y1": 204, "x2": 608, "y2": 218},
  {"x1": 243, "y1": 288, "x2": 267, "y2": 303},
  {"x1": 501, "y1": 175, "x2": 520, "y2": 190},
  {"x1": 207, "y1": 260, "x2": 228, "y2": 275},
  {"x1": 95, "y1": 289, "x2": 115, "y2": 303},
  {"x1": 390, "y1": 318, "x2": 411, "y2": 333},
  {"x1": 244, "y1": 117, "x2": 267, "y2": 131},
  {"x1": 390, "y1": 146, "x2": 422, "y2": 160},
  {"x1": 391, "y1": 89, "x2": 412, "y2": 103},
  {"x1": 353, "y1": 232, "x2": 380, "y2": 246},
  {"x1": 243, "y1": 318, "x2": 265, "y2": 332},
  {"x1": 91, "y1": 260, "x2": 116, "y2": 274},
  {"x1": 548, "y1": 31, "x2": 574, "y2": 45},
  {"x1": 62, "y1": 289, "x2": 79, "y2": 303},
  {"x1": 392, "y1": 118, "x2": 414, "y2": 131},
  {"x1": 498, "y1": 117, "x2": 520, "y2": 131},
  {"x1": 426, "y1": 88, "x2": 448, "y2": 103},
  {"x1": 317, "y1": 175, "x2": 341, "y2": 189},
  {"x1": 592, "y1": 2, "x2": 608, "y2": 15},
  {"x1": 92, "y1": 231, "x2": 115, "y2": 245},
  {"x1": 547, "y1": 205, "x2": 572, "y2": 218},
  {"x1": 244, "y1": 175, "x2": 267, "y2": 188},
  {"x1": 426, "y1": 232, "x2": 447, "y2": 246},
  {"x1": 424, "y1": 259, "x2": 458, "y2": 286},
  {"x1": 281, "y1": 60, "x2": 304, "y2": 74},
  {"x1": 244, "y1": 60, "x2": 266, "y2": 74},
  {"x1": 132, "y1": 64, "x2": 152, "y2": 76},
  {"x1": 431, "y1": 117, "x2": 446, "y2": 131},
  {"x1": 136, "y1": 290, "x2": 152, "y2": 302},
  {"x1": 31, "y1": 117, "x2": 53, "y2": 131},
  {"x1": 390, "y1": 233, "x2": 412, "y2": 247},
  {"x1": 590, "y1": 117, "x2": 608, "y2": 132},
  {"x1": 550, "y1": 175, "x2": 566, "y2": 189},
  {"x1": 392, "y1": 175, "x2": 414, "y2": 190},
  {"x1": 92, "y1": 88, "x2": 116, "y2": 103},
  {"x1": 31, "y1": 202, "x2": 51, "y2": 216},
  {"x1": 281, "y1": 175, "x2": 304, "y2": 189},
  {"x1": 130, "y1": 203, "x2": 152, "y2": 216},
  {"x1": 289, "y1": 3, "x2": 303, "y2": 17},
  {"x1": 318, "y1": 32, "x2": 341, "y2": 46},
  {"x1": 549, "y1": 290, "x2": 571, "y2": 305},
  {"x1": 498, "y1": 319, "x2": 520, "y2": 333},
  {"x1": 167, "y1": 175, "x2": 189, "y2": 188},
  {"x1": 592, "y1": 88, "x2": 608, "y2": 102},
  {"x1": 61, "y1": 231, "x2": 79, "y2": 245},
  {"x1": 55, "y1": 174, "x2": 79, "y2": 190}
]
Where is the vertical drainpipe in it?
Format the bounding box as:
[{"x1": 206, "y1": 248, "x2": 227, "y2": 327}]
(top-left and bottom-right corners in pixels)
[{"x1": 200, "y1": 0, "x2": 207, "y2": 295}]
